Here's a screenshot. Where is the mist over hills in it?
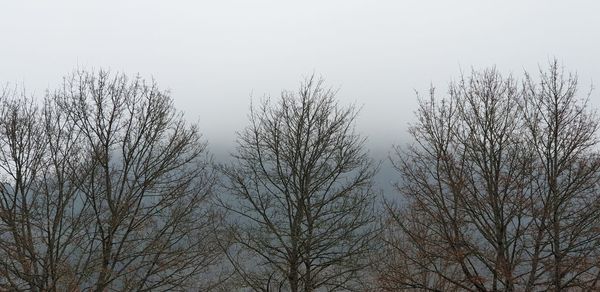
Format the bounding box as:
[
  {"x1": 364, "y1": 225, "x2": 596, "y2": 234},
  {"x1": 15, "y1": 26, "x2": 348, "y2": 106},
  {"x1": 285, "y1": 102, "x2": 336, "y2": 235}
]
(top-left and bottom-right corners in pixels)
[{"x1": 2, "y1": 1, "x2": 600, "y2": 290}]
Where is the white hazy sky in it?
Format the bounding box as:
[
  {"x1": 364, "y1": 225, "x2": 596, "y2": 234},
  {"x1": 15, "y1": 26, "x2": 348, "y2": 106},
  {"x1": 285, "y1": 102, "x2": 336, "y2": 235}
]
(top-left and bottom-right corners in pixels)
[{"x1": 1, "y1": 0, "x2": 599, "y2": 161}]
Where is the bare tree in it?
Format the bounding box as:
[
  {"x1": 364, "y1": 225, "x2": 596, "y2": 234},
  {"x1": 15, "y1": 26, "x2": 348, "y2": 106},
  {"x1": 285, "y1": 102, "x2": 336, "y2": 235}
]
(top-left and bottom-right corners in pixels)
[
  {"x1": 220, "y1": 76, "x2": 379, "y2": 291},
  {"x1": 0, "y1": 88, "x2": 54, "y2": 290},
  {"x1": 520, "y1": 61, "x2": 600, "y2": 290},
  {"x1": 0, "y1": 70, "x2": 225, "y2": 291},
  {"x1": 382, "y1": 62, "x2": 600, "y2": 291}
]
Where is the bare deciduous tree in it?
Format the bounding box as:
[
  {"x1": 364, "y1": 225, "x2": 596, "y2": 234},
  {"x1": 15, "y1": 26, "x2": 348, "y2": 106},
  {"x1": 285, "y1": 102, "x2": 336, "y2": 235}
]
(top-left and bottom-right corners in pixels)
[
  {"x1": 220, "y1": 76, "x2": 379, "y2": 292},
  {"x1": 0, "y1": 70, "x2": 225, "y2": 291},
  {"x1": 382, "y1": 61, "x2": 600, "y2": 291},
  {"x1": 520, "y1": 61, "x2": 600, "y2": 290}
]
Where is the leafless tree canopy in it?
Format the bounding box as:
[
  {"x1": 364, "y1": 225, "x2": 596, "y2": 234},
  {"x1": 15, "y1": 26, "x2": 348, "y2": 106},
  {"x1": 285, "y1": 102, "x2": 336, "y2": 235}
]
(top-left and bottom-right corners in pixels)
[
  {"x1": 1, "y1": 61, "x2": 598, "y2": 292},
  {"x1": 220, "y1": 76, "x2": 379, "y2": 292},
  {"x1": 0, "y1": 70, "x2": 223, "y2": 291},
  {"x1": 382, "y1": 61, "x2": 600, "y2": 291}
]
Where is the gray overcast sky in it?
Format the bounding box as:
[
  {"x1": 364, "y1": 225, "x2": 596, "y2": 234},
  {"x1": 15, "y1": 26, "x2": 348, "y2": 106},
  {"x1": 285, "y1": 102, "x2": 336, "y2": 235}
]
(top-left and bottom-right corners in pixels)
[{"x1": 1, "y1": 0, "x2": 599, "y2": 161}]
